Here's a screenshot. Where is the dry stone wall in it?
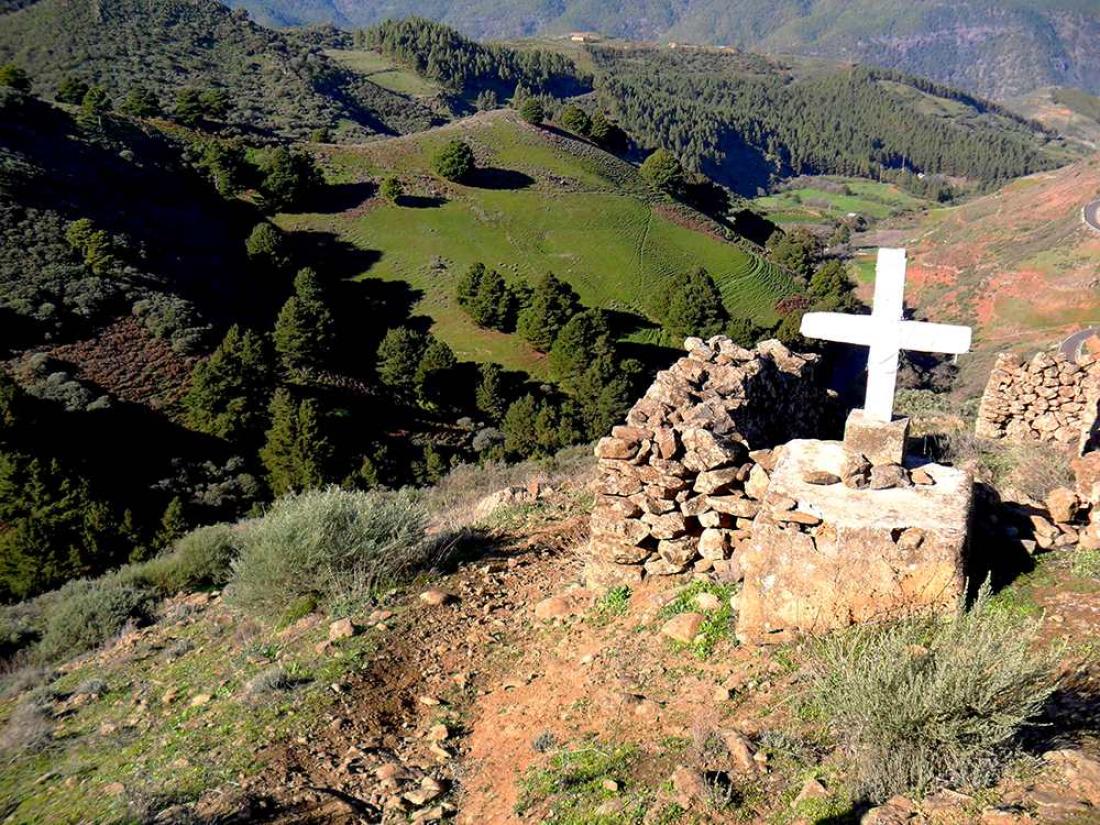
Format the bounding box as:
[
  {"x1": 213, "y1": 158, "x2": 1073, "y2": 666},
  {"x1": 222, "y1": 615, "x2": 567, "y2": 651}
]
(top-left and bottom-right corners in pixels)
[
  {"x1": 586, "y1": 336, "x2": 839, "y2": 589},
  {"x1": 976, "y1": 350, "x2": 1100, "y2": 451}
]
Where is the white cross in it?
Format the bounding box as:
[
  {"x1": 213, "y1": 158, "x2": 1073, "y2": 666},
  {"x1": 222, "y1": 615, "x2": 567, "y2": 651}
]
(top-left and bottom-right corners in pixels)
[{"x1": 800, "y1": 248, "x2": 972, "y2": 423}]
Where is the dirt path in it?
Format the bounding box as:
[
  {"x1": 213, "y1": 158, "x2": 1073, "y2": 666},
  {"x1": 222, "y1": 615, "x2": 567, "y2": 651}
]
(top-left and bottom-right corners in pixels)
[
  {"x1": 201, "y1": 517, "x2": 586, "y2": 824},
  {"x1": 1084, "y1": 198, "x2": 1100, "y2": 234}
]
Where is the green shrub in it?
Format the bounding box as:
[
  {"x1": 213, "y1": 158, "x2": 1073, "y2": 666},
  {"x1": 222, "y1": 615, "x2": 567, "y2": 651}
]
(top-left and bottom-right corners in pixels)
[
  {"x1": 229, "y1": 487, "x2": 429, "y2": 619},
  {"x1": 133, "y1": 524, "x2": 238, "y2": 594},
  {"x1": 36, "y1": 577, "x2": 157, "y2": 662},
  {"x1": 807, "y1": 586, "x2": 1058, "y2": 801},
  {"x1": 432, "y1": 139, "x2": 475, "y2": 182}
]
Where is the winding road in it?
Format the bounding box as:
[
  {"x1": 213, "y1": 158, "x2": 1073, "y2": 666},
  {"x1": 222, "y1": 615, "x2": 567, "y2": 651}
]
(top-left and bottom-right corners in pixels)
[{"x1": 1085, "y1": 198, "x2": 1100, "y2": 234}]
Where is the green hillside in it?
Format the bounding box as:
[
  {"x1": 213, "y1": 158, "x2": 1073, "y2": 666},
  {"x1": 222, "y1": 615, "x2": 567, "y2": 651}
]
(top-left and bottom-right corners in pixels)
[
  {"x1": 220, "y1": 0, "x2": 1100, "y2": 99},
  {"x1": 0, "y1": 0, "x2": 441, "y2": 141},
  {"x1": 283, "y1": 110, "x2": 796, "y2": 375}
]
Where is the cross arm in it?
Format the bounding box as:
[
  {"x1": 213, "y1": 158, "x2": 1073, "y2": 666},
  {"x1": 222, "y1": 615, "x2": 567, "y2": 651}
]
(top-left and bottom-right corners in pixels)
[
  {"x1": 799, "y1": 312, "x2": 876, "y2": 346},
  {"x1": 898, "y1": 321, "x2": 971, "y2": 354}
]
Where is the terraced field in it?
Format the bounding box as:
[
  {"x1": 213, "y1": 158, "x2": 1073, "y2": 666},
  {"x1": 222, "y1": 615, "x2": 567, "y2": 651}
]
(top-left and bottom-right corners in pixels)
[
  {"x1": 754, "y1": 176, "x2": 930, "y2": 225},
  {"x1": 282, "y1": 111, "x2": 796, "y2": 376}
]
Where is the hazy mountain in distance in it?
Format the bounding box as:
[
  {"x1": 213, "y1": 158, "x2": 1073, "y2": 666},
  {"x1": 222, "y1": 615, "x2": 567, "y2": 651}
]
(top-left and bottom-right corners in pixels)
[{"x1": 220, "y1": 0, "x2": 1100, "y2": 99}]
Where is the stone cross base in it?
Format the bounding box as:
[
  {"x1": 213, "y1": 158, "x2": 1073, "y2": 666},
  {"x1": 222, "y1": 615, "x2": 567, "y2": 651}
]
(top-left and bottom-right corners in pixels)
[
  {"x1": 736, "y1": 439, "x2": 972, "y2": 645},
  {"x1": 843, "y1": 409, "x2": 910, "y2": 466}
]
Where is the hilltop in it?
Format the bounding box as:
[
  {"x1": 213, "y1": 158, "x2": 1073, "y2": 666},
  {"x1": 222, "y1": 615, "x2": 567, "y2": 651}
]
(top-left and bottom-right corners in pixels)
[
  {"x1": 284, "y1": 109, "x2": 796, "y2": 375},
  {"x1": 1006, "y1": 87, "x2": 1100, "y2": 150},
  {"x1": 222, "y1": 0, "x2": 1100, "y2": 99},
  {"x1": 0, "y1": 0, "x2": 441, "y2": 141},
  {"x1": 892, "y1": 153, "x2": 1100, "y2": 391}
]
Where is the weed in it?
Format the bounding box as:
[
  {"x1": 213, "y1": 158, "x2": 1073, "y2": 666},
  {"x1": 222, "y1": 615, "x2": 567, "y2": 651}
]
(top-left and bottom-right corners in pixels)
[
  {"x1": 516, "y1": 740, "x2": 640, "y2": 821},
  {"x1": 0, "y1": 695, "x2": 53, "y2": 754},
  {"x1": 244, "y1": 665, "x2": 302, "y2": 696},
  {"x1": 533, "y1": 731, "x2": 558, "y2": 753},
  {"x1": 590, "y1": 586, "x2": 631, "y2": 625},
  {"x1": 1071, "y1": 549, "x2": 1100, "y2": 579},
  {"x1": 659, "y1": 581, "x2": 735, "y2": 658},
  {"x1": 276, "y1": 594, "x2": 319, "y2": 629},
  {"x1": 807, "y1": 585, "x2": 1059, "y2": 801},
  {"x1": 36, "y1": 577, "x2": 157, "y2": 663}
]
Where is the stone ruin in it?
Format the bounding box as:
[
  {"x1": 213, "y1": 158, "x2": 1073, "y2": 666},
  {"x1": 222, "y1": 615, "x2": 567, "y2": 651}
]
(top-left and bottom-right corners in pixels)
[
  {"x1": 585, "y1": 337, "x2": 839, "y2": 590},
  {"x1": 976, "y1": 349, "x2": 1100, "y2": 452},
  {"x1": 586, "y1": 334, "x2": 975, "y2": 644}
]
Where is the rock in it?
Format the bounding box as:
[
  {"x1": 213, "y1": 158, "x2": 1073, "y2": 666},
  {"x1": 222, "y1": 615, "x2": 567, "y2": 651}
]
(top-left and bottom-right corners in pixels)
[
  {"x1": 693, "y1": 592, "x2": 722, "y2": 612},
  {"x1": 534, "y1": 589, "x2": 596, "y2": 622},
  {"x1": 738, "y1": 439, "x2": 971, "y2": 645},
  {"x1": 1072, "y1": 452, "x2": 1100, "y2": 505},
  {"x1": 869, "y1": 464, "x2": 911, "y2": 490},
  {"x1": 661, "y1": 612, "x2": 705, "y2": 643},
  {"x1": 328, "y1": 618, "x2": 356, "y2": 641},
  {"x1": 104, "y1": 782, "x2": 126, "y2": 796},
  {"x1": 745, "y1": 463, "x2": 770, "y2": 500},
  {"x1": 979, "y1": 808, "x2": 1033, "y2": 825},
  {"x1": 694, "y1": 466, "x2": 741, "y2": 495},
  {"x1": 670, "y1": 765, "x2": 708, "y2": 806},
  {"x1": 419, "y1": 589, "x2": 452, "y2": 607},
  {"x1": 910, "y1": 467, "x2": 935, "y2": 485},
  {"x1": 748, "y1": 448, "x2": 778, "y2": 472},
  {"x1": 844, "y1": 410, "x2": 909, "y2": 466},
  {"x1": 697, "y1": 528, "x2": 731, "y2": 560},
  {"x1": 803, "y1": 470, "x2": 840, "y2": 485},
  {"x1": 720, "y1": 729, "x2": 757, "y2": 774},
  {"x1": 711, "y1": 557, "x2": 744, "y2": 584},
  {"x1": 658, "y1": 536, "x2": 698, "y2": 566},
  {"x1": 792, "y1": 777, "x2": 828, "y2": 807},
  {"x1": 1045, "y1": 487, "x2": 1080, "y2": 524},
  {"x1": 861, "y1": 797, "x2": 917, "y2": 825},
  {"x1": 1043, "y1": 749, "x2": 1100, "y2": 805},
  {"x1": 189, "y1": 693, "x2": 212, "y2": 707},
  {"x1": 473, "y1": 486, "x2": 534, "y2": 520},
  {"x1": 427, "y1": 723, "x2": 449, "y2": 742},
  {"x1": 403, "y1": 777, "x2": 444, "y2": 806},
  {"x1": 680, "y1": 428, "x2": 745, "y2": 472},
  {"x1": 841, "y1": 451, "x2": 872, "y2": 489},
  {"x1": 595, "y1": 437, "x2": 639, "y2": 460},
  {"x1": 709, "y1": 495, "x2": 760, "y2": 519}
]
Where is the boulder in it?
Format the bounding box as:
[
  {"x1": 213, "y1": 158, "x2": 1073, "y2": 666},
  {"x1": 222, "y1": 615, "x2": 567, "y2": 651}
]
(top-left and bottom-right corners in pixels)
[{"x1": 661, "y1": 612, "x2": 705, "y2": 643}]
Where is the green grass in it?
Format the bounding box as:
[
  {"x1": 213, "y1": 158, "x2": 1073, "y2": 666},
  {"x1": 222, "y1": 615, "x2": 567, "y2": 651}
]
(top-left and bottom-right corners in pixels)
[
  {"x1": 286, "y1": 114, "x2": 795, "y2": 377},
  {"x1": 0, "y1": 604, "x2": 383, "y2": 823},
  {"x1": 754, "y1": 177, "x2": 929, "y2": 225},
  {"x1": 658, "y1": 581, "x2": 736, "y2": 659},
  {"x1": 516, "y1": 740, "x2": 648, "y2": 824},
  {"x1": 324, "y1": 49, "x2": 441, "y2": 97}
]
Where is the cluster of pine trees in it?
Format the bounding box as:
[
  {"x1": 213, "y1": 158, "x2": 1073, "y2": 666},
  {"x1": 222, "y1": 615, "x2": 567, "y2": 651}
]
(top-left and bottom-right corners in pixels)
[
  {"x1": 361, "y1": 18, "x2": 590, "y2": 101},
  {"x1": 454, "y1": 263, "x2": 641, "y2": 455},
  {"x1": 590, "y1": 48, "x2": 1058, "y2": 193}
]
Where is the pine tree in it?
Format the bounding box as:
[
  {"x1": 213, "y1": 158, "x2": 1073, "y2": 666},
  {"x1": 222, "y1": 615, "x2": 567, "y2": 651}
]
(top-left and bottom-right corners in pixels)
[
  {"x1": 640, "y1": 149, "x2": 686, "y2": 195},
  {"x1": 376, "y1": 327, "x2": 428, "y2": 395},
  {"x1": 502, "y1": 395, "x2": 539, "y2": 457},
  {"x1": 245, "y1": 222, "x2": 288, "y2": 271},
  {"x1": 662, "y1": 268, "x2": 728, "y2": 339},
  {"x1": 549, "y1": 309, "x2": 613, "y2": 386},
  {"x1": 258, "y1": 147, "x2": 321, "y2": 212},
  {"x1": 380, "y1": 176, "x2": 403, "y2": 203},
  {"x1": 559, "y1": 104, "x2": 591, "y2": 136},
  {"x1": 174, "y1": 88, "x2": 204, "y2": 127},
  {"x1": 155, "y1": 496, "x2": 188, "y2": 549},
  {"x1": 475, "y1": 362, "x2": 508, "y2": 422},
  {"x1": 519, "y1": 97, "x2": 545, "y2": 125},
  {"x1": 119, "y1": 86, "x2": 160, "y2": 117},
  {"x1": 56, "y1": 76, "x2": 89, "y2": 104},
  {"x1": 260, "y1": 390, "x2": 331, "y2": 496},
  {"x1": 516, "y1": 273, "x2": 580, "y2": 351},
  {"x1": 432, "y1": 140, "x2": 475, "y2": 182},
  {"x1": 415, "y1": 338, "x2": 457, "y2": 408},
  {"x1": 470, "y1": 268, "x2": 515, "y2": 330},
  {"x1": 273, "y1": 268, "x2": 336, "y2": 372},
  {"x1": 0, "y1": 64, "x2": 30, "y2": 92},
  {"x1": 184, "y1": 325, "x2": 274, "y2": 442},
  {"x1": 456, "y1": 262, "x2": 485, "y2": 309}
]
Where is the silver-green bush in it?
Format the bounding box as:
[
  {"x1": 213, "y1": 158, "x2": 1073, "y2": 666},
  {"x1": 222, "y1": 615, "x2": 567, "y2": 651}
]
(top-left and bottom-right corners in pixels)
[
  {"x1": 229, "y1": 487, "x2": 428, "y2": 619},
  {"x1": 135, "y1": 524, "x2": 239, "y2": 594},
  {"x1": 35, "y1": 577, "x2": 157, "y2": 662},
  {"x1": 808, "y1": 587, "x2": 1058, "y2": 801}
]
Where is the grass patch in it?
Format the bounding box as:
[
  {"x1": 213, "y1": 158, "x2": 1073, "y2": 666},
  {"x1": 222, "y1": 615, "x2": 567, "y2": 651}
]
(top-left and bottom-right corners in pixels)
[
  {"x1": 658, "y1": 581, "x2": 735, "y2": 659},
  {"x1": 516, "y1": 739, "x2": 644, "y2": 823},
  {"x1": 807, "y1": 586, "x2": 1059, "y2": 802},
  {"x1": 1070, "y1": 549, "x2": 1100, "y2": 579}
]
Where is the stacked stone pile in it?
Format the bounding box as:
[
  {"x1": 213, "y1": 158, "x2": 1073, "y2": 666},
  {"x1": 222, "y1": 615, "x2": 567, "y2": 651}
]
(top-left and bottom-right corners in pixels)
[
  {"x1": 586, "y1": 337, "x2": 837, "y2": 588},
  {"x1": 976, "y1": 350, "x2": 1100, "y2": 449},
  {"x1": 1037, "y1": 451, "x2": 1100, "y2": 552}
]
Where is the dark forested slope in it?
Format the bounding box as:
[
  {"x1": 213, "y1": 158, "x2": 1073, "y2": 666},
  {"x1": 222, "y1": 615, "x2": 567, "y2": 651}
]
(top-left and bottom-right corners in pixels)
[{"x1": 0, "y1": 0, "x2": 441, "y2": 140}]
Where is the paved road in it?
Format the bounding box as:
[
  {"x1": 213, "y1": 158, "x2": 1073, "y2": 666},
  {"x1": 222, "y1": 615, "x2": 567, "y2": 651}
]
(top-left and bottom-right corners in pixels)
[
  {"x1": 1061, "y1": 327, "x2": 1099, "y2": 361},
  {"x1": 1085, "y1": 199, "x2": 1100, "y2": 233}
]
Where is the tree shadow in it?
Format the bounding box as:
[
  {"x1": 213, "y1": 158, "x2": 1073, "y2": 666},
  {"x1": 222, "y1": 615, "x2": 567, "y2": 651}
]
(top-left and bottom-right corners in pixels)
[
  {"x1": 465, "y1": 167, "x2": 535, "y2": 190},
  {"x1": 306, "y1": 181, "x2": 376, "y2": 213},
  {"x1": 288, "y1": 231, "x2": 382, "y2": 282},
  {"x1": 396, "y1": 194, "x2": 446, "y2": 209}
]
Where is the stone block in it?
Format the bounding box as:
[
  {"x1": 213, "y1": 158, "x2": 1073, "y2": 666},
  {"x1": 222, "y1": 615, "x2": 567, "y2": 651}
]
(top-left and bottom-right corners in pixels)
[
  {"x1": 737, "y1": 439, "x2": 971, "y2": 645},
  {"x1": 843, "y1": 409, "x2": 909, "y2": 465}
]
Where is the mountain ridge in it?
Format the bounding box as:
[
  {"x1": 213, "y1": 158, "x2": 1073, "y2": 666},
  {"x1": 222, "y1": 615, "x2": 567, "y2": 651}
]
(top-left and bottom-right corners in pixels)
[{"x1": 219, "y1": 0, "x2": 1100, "y2": 99}]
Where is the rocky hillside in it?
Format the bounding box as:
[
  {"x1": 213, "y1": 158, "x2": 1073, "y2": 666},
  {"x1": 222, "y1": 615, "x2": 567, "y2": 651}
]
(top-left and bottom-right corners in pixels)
[
  {"x1": 890, "y1": 152, "x2": 1100, "y2": 391},
  {"x1": 221, "y1": 0, "x2": 1100, "y2": 99}
]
